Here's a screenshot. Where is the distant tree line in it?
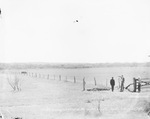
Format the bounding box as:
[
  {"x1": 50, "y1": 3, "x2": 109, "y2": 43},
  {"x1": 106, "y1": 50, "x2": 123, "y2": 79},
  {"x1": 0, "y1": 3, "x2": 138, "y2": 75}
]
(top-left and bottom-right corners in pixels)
[{"x1": 0, "y1": 62, "x2": 150, "y2": 70}]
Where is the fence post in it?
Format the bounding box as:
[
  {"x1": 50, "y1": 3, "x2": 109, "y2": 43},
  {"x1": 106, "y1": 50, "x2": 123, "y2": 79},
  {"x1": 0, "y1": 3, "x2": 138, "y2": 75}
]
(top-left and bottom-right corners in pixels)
[
  {"x1": 138, "y1": 79, "x2": 141, "y2": 92},
  {"x1": 59, "y1": 75, "x2": 61, "y2": 81},
  {"x1": 118, "y1": 77, "x2": 121, "y2": 89},
  {"x1": 47, "y1": 74, "x2": 49, "y2": 79},
  {"x1": 133, "y1": 78, "x2": 137, "y2": 92},
  {"x1": 66, "y1": 76, "x2": 67, "y2": 82},
  {"x1": 83, "y1": 77, "x2": 86, "y2": 91},
  {"x1": 94, "y1": 77, "x2": 97, "y2": 86},
  {"x1": 74, "y1": 76, "x2": 76, "y2": 83}
]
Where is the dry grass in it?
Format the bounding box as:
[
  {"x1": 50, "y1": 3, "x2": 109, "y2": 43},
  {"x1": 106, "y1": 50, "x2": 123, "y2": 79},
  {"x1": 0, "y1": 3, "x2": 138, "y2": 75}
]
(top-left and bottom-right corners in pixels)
[{"x1": 143, "y1": 100, "x2": 150, "y2": 114}]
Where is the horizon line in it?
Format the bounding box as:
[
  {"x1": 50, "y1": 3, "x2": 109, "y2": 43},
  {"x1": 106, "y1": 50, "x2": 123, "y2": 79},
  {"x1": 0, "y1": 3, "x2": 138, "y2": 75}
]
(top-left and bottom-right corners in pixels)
[{"x1": 0, "y1": 62, "x2": 150, "y2": 64}]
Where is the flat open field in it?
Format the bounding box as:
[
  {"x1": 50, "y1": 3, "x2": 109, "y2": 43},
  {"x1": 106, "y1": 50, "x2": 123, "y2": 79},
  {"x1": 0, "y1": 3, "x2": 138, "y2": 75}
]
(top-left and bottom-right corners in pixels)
[{"x1": 0, "y1": 67, "x2": 150, "y2": 119}]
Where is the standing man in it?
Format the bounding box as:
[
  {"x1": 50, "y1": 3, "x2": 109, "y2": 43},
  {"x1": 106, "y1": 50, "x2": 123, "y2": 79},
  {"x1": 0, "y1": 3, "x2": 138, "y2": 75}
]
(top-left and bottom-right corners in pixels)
[
  {"x1": 110, "y1": 77, "x2": 115, "y2": 92},
  {"x1": 120, "y1": 75, "x2": 125, "y2": 92}
]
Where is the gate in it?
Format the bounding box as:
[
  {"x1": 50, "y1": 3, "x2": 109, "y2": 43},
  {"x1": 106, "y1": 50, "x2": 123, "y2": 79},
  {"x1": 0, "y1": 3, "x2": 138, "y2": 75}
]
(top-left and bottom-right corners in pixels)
[{"x1": 125, "y1": 78, "x2": 150, "y2": 92}]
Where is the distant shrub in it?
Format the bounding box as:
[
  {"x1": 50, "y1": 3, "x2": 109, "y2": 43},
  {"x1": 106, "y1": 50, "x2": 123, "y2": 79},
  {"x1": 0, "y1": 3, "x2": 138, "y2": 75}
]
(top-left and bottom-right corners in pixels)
[
  {"x1": 84, "y1": 98, "x2": 104, "y2": 118},
  {"x1": 143, "y1": 100, "x2": 150, "y2": 114},
  {"x1": 7, "y1": 74, "x2": 21, "y2": 91},
  {"x1": 138, "y1": 99, "x2": 150, "y2": 116}
]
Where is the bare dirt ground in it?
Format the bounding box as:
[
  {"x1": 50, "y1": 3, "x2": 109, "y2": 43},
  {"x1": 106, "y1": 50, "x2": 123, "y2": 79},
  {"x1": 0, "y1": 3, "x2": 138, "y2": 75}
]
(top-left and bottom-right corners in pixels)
[{"x1": 0, "y1": 73, "x2": 149, "y2": 119}]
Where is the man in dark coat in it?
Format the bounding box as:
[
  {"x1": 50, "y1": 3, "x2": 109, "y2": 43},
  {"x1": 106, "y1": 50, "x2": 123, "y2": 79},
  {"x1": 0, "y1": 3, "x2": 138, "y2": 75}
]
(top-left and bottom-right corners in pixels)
[{"x1": 110, "y1": 77, "x2": 115, "y2": 92}]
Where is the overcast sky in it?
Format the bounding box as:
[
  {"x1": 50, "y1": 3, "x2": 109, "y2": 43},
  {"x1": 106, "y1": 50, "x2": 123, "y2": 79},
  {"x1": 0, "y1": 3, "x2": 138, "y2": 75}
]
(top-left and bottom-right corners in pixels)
[{"x1": 1, "y1": 0, "x2": 150, "y2": 63}]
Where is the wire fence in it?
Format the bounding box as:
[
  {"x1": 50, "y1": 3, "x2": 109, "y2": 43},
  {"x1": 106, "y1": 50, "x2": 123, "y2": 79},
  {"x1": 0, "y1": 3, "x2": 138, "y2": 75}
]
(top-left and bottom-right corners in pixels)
[
  {"x1": 5, "y1": 70, "x2": 110, "y2": 91},
  {"x1": 4, "y1": 70, "x2": 150, "y2": 92}
]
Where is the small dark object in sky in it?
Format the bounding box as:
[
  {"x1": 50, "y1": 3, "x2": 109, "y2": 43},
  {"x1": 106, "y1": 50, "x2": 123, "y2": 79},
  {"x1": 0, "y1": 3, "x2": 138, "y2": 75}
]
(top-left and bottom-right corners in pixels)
[
  {"x1": 0, "y1": 8, "x2": 1, "y2": 15},
  {"x1": 76, "y1": 20, "x2": 78, "y2": 22}
]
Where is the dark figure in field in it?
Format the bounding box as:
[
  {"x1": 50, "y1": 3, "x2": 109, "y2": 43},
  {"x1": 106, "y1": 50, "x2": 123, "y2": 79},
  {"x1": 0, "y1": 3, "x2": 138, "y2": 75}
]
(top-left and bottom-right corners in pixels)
[
  {"x1": 120, "y1": 75, "x2": 125, "y2": 92},
  {"x1": 110, "y1": 77, "x2": 115, "y2": 92}
]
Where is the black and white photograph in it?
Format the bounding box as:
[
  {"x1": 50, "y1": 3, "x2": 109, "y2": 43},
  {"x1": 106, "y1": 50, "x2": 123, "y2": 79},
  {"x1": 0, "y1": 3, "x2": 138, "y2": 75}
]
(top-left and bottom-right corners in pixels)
[{"x1": 0, "y1": 0, "x2": 150, "y2": 119}]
